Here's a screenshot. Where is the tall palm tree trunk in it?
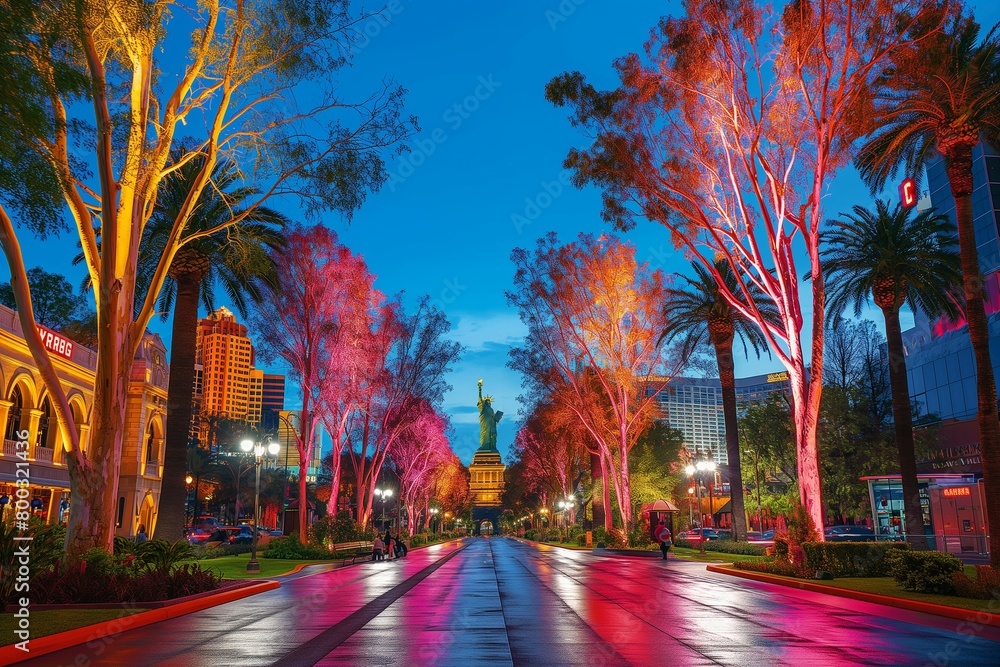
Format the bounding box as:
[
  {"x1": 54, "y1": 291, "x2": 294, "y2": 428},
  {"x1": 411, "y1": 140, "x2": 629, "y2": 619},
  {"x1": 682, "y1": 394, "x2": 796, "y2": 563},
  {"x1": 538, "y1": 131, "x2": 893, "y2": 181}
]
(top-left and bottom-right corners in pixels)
[
  {"x1": 154, "y1": 275, "x2": 202, "y2": 541},
  {"x1": 948, "y1": 154, "x2": 1000, "y2": 567},
  {"x1": 713, "y1": 336, "x2": 748, "y2": 541},
  {"x1": 881, "y1": 307, "x2": 926, "y2": 549}
]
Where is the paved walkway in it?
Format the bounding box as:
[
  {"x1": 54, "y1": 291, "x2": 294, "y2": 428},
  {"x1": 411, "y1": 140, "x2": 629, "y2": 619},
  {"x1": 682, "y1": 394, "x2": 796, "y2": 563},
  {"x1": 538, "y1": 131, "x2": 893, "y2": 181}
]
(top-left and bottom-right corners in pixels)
[{"x1": 19, "y1": 538, "x2": 1000, "y2": 666}]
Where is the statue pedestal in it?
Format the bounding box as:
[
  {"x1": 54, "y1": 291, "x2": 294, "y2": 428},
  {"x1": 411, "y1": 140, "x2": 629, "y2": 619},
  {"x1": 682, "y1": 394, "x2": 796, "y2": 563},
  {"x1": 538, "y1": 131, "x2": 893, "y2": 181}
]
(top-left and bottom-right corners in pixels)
[{"x1": 470, "y1": 449, "x2": 505, "y2": 535}]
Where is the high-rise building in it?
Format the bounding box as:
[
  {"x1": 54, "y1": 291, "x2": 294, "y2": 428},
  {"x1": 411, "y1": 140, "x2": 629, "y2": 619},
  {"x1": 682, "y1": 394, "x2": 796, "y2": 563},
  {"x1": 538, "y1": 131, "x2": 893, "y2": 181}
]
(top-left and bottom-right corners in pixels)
[
  {"x1": 903, "y1": 142, "x2": 1000, "y2": 466},
  {"x1": 260, "y1": 374, "x2": 286, "y2": 430},
  {"x1": 649, "y1": 371, "x2": 791, "y2": 464},
  {"x1": 193, "y1": 307, "x2": 264, "y2": 424}
]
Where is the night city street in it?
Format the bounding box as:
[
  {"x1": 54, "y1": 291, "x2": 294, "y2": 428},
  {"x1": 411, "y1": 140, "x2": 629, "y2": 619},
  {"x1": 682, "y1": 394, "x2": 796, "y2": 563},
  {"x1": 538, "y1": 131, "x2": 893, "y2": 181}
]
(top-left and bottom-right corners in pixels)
[{"x1": 14, "y1": 538, "x2": 1000, "y2": 667}]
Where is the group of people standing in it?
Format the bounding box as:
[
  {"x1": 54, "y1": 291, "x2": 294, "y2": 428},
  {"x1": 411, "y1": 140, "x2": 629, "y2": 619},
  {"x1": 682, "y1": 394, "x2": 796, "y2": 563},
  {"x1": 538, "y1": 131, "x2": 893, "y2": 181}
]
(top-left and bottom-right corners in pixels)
[{"x1": 372, "y1": 530, "x2": 407, "y2": 561}]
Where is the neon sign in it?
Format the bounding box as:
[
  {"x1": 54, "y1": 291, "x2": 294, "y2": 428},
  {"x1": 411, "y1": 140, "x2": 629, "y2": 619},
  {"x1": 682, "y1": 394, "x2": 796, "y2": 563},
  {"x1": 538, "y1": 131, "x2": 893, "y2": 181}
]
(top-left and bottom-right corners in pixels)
[
  {"x1": 899, "y1": 177, "x2": 917, "y2": 209},
  {"x1": 943, "y1": 487, "x2": 971, "y2": 498},
  {"x1": 36, "y1": 325, "x2": 74, "y2": 360}
]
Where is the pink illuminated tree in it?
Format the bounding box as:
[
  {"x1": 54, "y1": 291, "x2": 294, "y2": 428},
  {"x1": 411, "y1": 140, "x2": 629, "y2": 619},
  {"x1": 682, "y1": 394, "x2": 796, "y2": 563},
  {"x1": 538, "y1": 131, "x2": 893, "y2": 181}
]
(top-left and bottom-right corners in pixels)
[
  {"x1": 389, "y1": 402, "x2": 451, "y2": 534},
  {"x1": 508, "y1": 233, "x2": 680, "y2": 538},
  {"x1": 347, "y1": 297, "x2": 462, "y2": 526},
  {"x1": 253, "y1": 225, "x2": 375, "y2": 538},
  {"x1": 545, "y1": 0, "x2": 944, "y2": 533}
]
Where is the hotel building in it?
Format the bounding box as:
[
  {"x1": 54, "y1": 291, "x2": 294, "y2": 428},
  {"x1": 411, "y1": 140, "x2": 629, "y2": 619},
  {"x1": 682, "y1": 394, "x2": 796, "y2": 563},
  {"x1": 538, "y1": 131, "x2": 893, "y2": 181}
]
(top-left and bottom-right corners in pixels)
[{"x1": 0, "y1": 304, "x2": 167, "y2": 536}]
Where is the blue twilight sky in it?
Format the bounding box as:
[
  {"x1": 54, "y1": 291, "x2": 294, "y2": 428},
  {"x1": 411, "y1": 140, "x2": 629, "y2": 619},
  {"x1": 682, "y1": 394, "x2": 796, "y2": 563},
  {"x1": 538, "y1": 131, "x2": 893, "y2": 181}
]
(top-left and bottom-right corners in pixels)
[{"x1": 5, "y1": 1, "x2": 1000, "y2": 465}]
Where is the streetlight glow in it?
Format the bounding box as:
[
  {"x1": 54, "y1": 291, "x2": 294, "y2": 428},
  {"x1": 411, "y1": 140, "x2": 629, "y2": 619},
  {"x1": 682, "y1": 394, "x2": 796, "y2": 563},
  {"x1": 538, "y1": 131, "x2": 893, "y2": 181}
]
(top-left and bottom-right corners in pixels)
[{"x1": 243, "y1": 437, "x2": 280, "y2": 574}]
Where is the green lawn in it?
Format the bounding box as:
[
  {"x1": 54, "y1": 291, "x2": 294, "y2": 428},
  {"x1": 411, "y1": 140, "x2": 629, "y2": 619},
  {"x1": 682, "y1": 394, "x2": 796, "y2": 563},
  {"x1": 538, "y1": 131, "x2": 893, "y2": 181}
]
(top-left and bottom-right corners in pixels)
[
  {"x1": 0, "y1": 608, "x2": 144, "y2": 644},
  {"x1": 815, "y1": 577, "x2": 996, "y2": 613},
  {"x1": 187, "y1": 553, "x2": 337, "y2": 579},
  {"x1": 672, "y1": 547, "x2": 768, "y2": 564}
]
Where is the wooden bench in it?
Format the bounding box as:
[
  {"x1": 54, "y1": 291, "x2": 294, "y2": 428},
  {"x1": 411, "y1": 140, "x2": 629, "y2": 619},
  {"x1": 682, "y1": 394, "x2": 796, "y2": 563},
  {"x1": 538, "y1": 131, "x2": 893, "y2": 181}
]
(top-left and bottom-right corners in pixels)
[{"x1": 330, "y1": 540, "x2": 373, "y2": 564}]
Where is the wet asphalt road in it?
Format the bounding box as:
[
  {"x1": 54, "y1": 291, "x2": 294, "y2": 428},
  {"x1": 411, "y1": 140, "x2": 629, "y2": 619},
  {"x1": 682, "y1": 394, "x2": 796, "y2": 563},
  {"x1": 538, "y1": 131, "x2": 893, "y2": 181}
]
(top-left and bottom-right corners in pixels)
[{"x1": 16, "y1": 537, "x2": 1000, "y2": 666}]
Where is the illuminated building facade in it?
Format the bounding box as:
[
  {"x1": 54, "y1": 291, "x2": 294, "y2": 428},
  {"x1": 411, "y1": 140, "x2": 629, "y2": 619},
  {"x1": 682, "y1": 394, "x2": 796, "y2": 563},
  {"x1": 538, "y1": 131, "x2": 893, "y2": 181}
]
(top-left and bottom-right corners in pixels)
[
  {"x1": 0, "y1": 304, "x2": 167, "y2": 537},
  {"x1": 194, "y1": 307, "x2": 263, "y2": 422},
  {"x1": 649, "y1": 371, "x2": 791, "y2": 464}
]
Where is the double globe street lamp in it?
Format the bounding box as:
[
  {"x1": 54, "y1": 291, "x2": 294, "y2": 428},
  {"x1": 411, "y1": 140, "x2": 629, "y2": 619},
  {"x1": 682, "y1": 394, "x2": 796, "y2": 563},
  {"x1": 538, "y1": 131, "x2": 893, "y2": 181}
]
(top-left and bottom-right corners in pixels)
[
  {"x1": 240, "y1": 438, "x2": 280, "y2": 573},
  {"x1": 685, "y1": 459, "x2": 717, "y2": 554},
  {"x1": 375, "y1": 488, "x2": 393, "y2": 530}
]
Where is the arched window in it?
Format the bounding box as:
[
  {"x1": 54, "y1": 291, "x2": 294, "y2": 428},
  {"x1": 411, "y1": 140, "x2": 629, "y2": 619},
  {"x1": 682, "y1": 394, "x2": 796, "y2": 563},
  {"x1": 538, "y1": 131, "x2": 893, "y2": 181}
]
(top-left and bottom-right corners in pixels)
[
  {"x1": 4, "y1": 385, "x2": 23, "y2": 442},
  {"x1": 145, "y1": 424, "x2": 154, "y2": 463},
  {"x1": 36, "y1": 398, "x2": 52, "y2": 449}
]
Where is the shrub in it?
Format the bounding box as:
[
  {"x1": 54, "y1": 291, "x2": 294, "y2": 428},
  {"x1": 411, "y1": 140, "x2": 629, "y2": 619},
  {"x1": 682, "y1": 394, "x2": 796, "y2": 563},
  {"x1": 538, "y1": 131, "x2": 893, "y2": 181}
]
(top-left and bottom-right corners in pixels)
[
  {"x1": 1, "y1": 519, "x2": 66, "y2": 605},
  {"x1": 703, "y1": 540, "x2": 767, "y2": 557},
  {"x1": 30, "y1": 560, "x2": 221, "y2": 604},
  {"x1": 674, "y1": 536, "x2": 694, "y2": 549},
  {"x1": 800, "y1": 542, "x2": 910, "y2": 578},
  {"x1": 523, "y1": 530, "x2": 537, "y2": 541},
  {"x1": 263, "y1": 535, "x2": 335, "y2": 560},
  {"x1": 952, "y1": 565, "x2": 1000, "y2": 600},
  {"x1": 409, "y1": 535, "x2": 425, "y2": 548},
  {"x1": 591, "y1": 527, "x2": 608, "y2": 545},
  {"x1": 733, "y1": 558, "x2": 811, "y2": 578},
  {"x1": 575, "y1": 534, "x2": 587, "y2": 546},
  {"x1": 627, "y1": 524, "x2": 656, "y2": 550},
  {"x1": 310, "y1": 511, "x2": 369, "y2": 547},
  {"x1": 886, "y1": 549, "x2": 963, "y2": 594}
]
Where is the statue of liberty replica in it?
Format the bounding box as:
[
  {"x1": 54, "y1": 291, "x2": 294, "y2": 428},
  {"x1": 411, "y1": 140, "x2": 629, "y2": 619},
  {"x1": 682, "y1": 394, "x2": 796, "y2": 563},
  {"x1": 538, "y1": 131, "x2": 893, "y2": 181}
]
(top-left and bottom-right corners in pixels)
[
  {"x1": 471, "y1": 379, "x2": 505, "y2": 535},
  {"x1": 478, "y1": 378, "x2": 503, "y2": 451}
]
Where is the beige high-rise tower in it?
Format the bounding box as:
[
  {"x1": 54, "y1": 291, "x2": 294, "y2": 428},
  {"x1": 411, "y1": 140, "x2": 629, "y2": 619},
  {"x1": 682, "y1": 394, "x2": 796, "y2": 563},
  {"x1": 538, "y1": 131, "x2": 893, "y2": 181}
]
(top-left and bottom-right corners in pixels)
[{"x1": 194, "y1": 307, "x2": 264, "y2": 426}]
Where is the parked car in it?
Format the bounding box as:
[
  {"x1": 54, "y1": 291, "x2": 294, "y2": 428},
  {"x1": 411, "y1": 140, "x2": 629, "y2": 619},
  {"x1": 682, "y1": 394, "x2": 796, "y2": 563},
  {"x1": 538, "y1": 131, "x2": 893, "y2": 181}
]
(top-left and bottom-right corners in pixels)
[
  {"x1": 224, "y1": 526, "x2": 254, "y2": 545},
  {"x1": 681, "y1": 529, "x2": 723, "y2": 544},
  {"x1": 186, "y1": 528, "x2": 212, "y2": 545},
  {"x1": 746, "y1": 530, "x2": 775, "y2": 546},
  {"x1": 824, "y1": 525, "x2": 876, "y2": 542},
  {"x1": 190, "y1": 516, "x2": 221, "y2": 533}
]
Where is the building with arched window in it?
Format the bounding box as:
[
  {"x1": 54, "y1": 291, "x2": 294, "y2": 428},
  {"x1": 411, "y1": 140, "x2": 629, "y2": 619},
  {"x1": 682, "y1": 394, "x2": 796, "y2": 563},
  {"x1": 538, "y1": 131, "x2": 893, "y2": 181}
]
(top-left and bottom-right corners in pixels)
[{"x1": 0, "y1": 304, "x2": 168, "y2": 537}]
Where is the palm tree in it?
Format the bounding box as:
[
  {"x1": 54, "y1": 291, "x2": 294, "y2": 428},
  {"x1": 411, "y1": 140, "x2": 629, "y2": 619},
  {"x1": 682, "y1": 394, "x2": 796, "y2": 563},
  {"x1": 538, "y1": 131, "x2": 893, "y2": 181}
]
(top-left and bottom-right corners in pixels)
[
  {"x1": 148, "y1": 156, "x2": 287, "y2": 541},
  {"x1": 822, "y1": 200, "x2": 961, "y2": 549},
  {"x1": 661, "y1": 259, "x2": 775, "y2": 541},
  {"x1": 855, "y1": 10, "x2": 1000, "y2": 564}
]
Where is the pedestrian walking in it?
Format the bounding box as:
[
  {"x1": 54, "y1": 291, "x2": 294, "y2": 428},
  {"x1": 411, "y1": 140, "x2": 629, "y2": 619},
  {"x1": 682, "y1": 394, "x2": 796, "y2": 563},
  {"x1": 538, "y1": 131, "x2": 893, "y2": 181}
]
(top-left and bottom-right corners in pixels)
[
  {"x1": 372, "y1": 535, "x2": 385, "y2": 561},
  {"x1": 135, "y1": 524, "x2": 148, "y2": 544},
  {"x1": 384, "y1": 531, "x2": 395, "y2": 560},
  {"x1": 655, "y1": 519, "x2": 672, "y2": 561}
]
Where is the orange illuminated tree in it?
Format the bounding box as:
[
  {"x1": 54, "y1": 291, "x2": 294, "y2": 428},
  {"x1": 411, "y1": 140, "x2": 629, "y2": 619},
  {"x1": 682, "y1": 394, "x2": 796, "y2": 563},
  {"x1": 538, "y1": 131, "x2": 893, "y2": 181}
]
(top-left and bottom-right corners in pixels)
[
  {"x1": 545, "y1": 0, "x2": 943, "y2": 534},
  {"x1": 508, "y1": 233, "x2": 679, "y2": 538},
  {"x1": 0, "y1": 0, "x2": 413, "y2": 558}
]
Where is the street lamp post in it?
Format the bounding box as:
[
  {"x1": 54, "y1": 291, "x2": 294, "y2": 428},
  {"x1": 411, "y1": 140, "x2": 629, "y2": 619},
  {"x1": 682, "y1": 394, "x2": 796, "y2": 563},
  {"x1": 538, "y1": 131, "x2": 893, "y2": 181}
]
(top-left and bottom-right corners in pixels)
[
  {"x1": 685, "y1": 459, "x2": 717, "y2": 554},
  {"x1": 241, "y1": 438, "x2": 281, "y2": 574},
  {"x1": 375, "y1": 488, "x2": 393, "y2": 531},
  {"x1": 429, "y1": 507, "x2": 439, "y2": 535},
  {"x1": 185, "y1": 474, "x2": 194, "y2": 529},
  {"x1": 687, "y1": 486, "x2": 695, "y2": 528}
]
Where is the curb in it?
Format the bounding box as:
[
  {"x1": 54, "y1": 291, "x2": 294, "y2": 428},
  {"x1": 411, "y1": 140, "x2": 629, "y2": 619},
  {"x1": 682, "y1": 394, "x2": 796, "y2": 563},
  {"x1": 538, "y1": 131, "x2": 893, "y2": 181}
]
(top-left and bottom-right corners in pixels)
[
  {"x1": 0, "y1": 580, "x2": 280, "y2": 665},
  {"x1": 706, "y1": 564, "x2": 1000, "y2": 628}
]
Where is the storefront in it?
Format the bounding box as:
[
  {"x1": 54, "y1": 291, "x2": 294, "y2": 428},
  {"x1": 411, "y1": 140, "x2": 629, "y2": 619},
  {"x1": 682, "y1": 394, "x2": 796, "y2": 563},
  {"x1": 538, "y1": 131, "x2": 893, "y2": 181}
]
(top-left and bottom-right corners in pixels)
[{"x1": 862, "y1": 474, "x2": 988, "y2": 555}]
